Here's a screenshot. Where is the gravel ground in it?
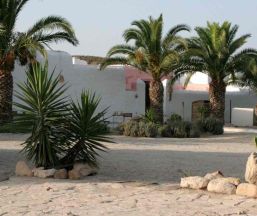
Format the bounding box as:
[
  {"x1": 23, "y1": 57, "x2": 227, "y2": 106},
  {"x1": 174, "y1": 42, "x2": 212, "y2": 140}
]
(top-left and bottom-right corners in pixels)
[{"x1": 0, "y1": 127, "x2": 256, "y2": 216}]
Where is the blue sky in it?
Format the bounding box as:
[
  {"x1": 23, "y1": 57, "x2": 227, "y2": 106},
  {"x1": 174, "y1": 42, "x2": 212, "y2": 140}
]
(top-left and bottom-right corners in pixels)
[{"x1": 17, "y1": 0, "x2": 257, "y2": 56}]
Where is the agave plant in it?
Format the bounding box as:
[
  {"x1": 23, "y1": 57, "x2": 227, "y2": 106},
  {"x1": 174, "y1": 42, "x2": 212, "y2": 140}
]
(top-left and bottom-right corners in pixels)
[
  {"x1": 14, "y1": 64, "x2": 69, "y2": 168},
  {"x1": 61, "y1": 91, "x2": 112, "y2": 167}
]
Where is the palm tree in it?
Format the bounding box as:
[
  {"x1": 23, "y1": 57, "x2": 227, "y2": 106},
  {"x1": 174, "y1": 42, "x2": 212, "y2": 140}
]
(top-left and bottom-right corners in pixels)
[
  {"x1": 0, "y1": 0, "x2": 78, "y2": 122},
  {"x1": 173, "y1": 21, "x2": 257, "y2": 123},
  {"x1": 236, "y1": 58, "x2": 257, "y2": 92},
  {"x1": 100, "y1": 15, "x2": 190, "y2": 123}
]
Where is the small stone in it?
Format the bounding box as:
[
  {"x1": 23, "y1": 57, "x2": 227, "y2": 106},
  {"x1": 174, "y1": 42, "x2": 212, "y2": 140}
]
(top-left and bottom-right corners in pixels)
[
  {"x1": 68, "y1": 169, "x2": 81, "y2": 180},
  {"x1": 245, "y1": 152, "x2": 257, "y2": 184},
  {"x1": 15, "y1": 161, "x2": 33, "y2": 177},
  {"x1": 207, "y1": 178, "x2": 237, "y2": 195},
  {"x1": 32, "y1": 168, "x2": 56, "y2": 178},
  {"x1": 73, "y1": 163, "x2": 98, "y2": 177},
  {"x1": 236, "y1": 183, "x2": 257, "y2": 198},
  {"x1": 180, "y1": 176, "x2": 209, "y2": 189},
  {"x1": 54, "y1": 169, "x2": 68, "y2": 179},
  {"x1": 204, "y1": 171, "x2": 223, "y2": 181}
]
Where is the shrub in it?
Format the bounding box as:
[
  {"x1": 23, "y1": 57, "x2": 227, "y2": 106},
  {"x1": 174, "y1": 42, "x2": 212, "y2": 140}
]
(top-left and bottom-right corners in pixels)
[
  {"x1": 124, "y1": 120, "x2": 138, "y2": 136},
  {"x1": 138, "y1": 121, "x2": 147, "y2": 137},
  {"x1": 143, "y1": 108, "x2": 157, "y2": 123},
  {"x1": 61, "y1": 91, "x2": 111, "y2": 167},
  {"x1": 197, "y1": 105, "x2": 210, "y2": 120},
  {"x1": 130, "y1": 122, "x2": 140, "y2": 137},
  {"x1": 145, "y1": 122, "x2": 158, "y2": 137},
  {"x1": 168, "y1": 121, "x2": 192, "y2": 138},
  {"x1": 197, "y1": 117, "x2": 224, "y2": 135},
  {"x1": 189, "y1": 123, "x2": 201, "y2": 138},
  {"x1": 14, "y1": 64, "x2": 69, "y2": 168},
  {"x1": 167, "y1": 113, "x2": 182, "y2": 125},
  {"x1": 158, "y1": 125, "x2": 172, "y2": 137}
]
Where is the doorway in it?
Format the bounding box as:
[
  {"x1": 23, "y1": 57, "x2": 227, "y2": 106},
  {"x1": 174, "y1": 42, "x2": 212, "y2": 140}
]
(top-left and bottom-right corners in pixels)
[{"x1": 145, "y1": 81, "x2": 151, "y2": 112}]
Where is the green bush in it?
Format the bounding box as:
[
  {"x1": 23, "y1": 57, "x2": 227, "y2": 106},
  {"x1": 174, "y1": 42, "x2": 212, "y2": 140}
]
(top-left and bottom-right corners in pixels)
[
  {"x1": 170, "y1": 121, "x2": 191, "y2": 138},
  {"x1": 142, "y1": 108, "x2": 157, "y2": 123},
  {"x1": 158, "y1": 124, "x2": 172, "y2": 137},
  {"x1": 138, "y1": 121, "x2": 147, "y2": 137},
  {"x1": 170, "y1": 113, "x2": 182, "y2": 122},
  {"x1": 124, "y1": 120, "x2": 138, "y2": 136},
  {"x1": 145, "y1": 122, "x2": 158, "y2": 137},
  {"x1": 197, "y1": 117, "x2": 224, "y2": 135},
  {"x1": 167, "y1": 113, "x2": 182, "y2": 125},
  {"x1": 189, "y1": 123, "x2": 201, "y2": 138},
  {"x1": 123, "y1": 120, "x2": 158, "y2": 137},
  {"x1": 130, "y1": 122, "x2": 140, "y2": 137}
]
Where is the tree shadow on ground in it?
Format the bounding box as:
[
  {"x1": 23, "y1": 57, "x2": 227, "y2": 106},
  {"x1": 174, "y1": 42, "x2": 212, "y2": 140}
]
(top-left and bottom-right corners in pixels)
[{"x1": 0, "y1": 148, "x2": 249, "y2": 186}]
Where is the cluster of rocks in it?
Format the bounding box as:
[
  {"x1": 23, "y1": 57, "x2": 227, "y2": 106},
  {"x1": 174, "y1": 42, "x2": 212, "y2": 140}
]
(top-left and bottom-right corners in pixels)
[
  {"x1": 15, "y1": 161, "x2": 98, "y2": 180},
  {"x1": 180, "y1": 152, "x2": 257, "y2": 198}
]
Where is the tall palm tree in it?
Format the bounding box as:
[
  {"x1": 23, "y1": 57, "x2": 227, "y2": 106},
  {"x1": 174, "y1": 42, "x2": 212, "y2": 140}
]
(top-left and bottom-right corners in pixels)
[
  {"x1": 173, "y1": 21, "x2": 257, "y2": 123},
  {"x1": 0, "y1": 0, "x2": 78, "y2": 122},
  {"x1": 100, "y1": 15, "x2": 190, "y2": 123}
]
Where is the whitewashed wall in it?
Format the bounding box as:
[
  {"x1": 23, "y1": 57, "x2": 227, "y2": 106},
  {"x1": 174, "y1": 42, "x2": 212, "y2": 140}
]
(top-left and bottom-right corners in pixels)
[
  {"x1": 12, "y1": 51, "x2": 257, "y2": 124},
  {"x1": 164, "y1": 87, "x2": 257, "y2": 123},
  {"x1": 12, "y1": 51, "x2": 145, "y2": 125}
]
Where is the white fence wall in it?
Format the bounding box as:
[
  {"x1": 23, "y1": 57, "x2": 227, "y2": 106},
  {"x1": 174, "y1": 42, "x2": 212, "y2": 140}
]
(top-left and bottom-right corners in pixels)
[
  {"x1": 12, "y1": 51, "x2": 257, "y2": 124},
  {"x1": 164, "y1": 88, "x2": 257, "y2": 123},
  {"x1": 12, "y1": 51, "x2": 145, "y2": 124}
]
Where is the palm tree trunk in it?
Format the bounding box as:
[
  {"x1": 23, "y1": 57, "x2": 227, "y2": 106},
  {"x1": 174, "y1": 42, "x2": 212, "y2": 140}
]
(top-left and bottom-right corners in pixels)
[
  {"x1": 149, "y1": 79, "x2": 163, "y2": 124},
  {"x1": 209, "y1": 79, "x2": 226, "y2": 123},
  {"x1": 0, "y1": 70, "x2": 13, "y2": 123}
]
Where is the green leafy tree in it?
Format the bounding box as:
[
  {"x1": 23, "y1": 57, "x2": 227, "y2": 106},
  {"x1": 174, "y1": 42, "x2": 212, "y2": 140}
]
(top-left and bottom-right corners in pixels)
[
  {"x1": 0, "y1": 0, "x2": 78, "y2": 122},
  {"x1": 173, "y1": 21, "x2": 257, "y2": 123},
  {"x1": 100, "y1": 15, "x2": 190, "y2": 123}
]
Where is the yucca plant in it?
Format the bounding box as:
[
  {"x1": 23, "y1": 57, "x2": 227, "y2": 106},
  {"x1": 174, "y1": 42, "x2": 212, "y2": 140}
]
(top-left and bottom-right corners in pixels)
[
  {"x1": 14, "y1": 64, "x2": 69, "y2": 168},
  {"x1": 61, "y1": 91, "x2": 111, "y2": 167}
]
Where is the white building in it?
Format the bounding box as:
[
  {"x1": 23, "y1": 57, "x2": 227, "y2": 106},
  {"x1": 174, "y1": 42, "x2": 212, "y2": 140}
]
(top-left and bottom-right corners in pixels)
[{"x1": 12, "y1": 51, "x2": 257, "y2": 125}]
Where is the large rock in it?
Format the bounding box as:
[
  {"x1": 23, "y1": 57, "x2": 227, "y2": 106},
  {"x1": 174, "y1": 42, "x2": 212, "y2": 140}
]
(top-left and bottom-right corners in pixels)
[
  {"x1": 180, "y1": 176, "x2": 209, "y2": 189},
  {"x1": 204, "y1": 171, "x2": 223, "y2": 181},
  {"x1": 73, "y1": 163, "x2": 98, "y2": 177},
  {"x1": 15, "y1": 161, "x2": 33, "y2": 177},
  {"x1": 207, "y1": 178, "x2": 237, "y2": 195},
  {"x1": 236, "y1": 183, "x2": 257, "y2": 198},
  {"x1": 54, "y1": 169, "x2": 68, "y2": 179},
  {"x1": 68, "y1": 169, "x2": 81, "y2": 180},
  {"x1": 32, "y1": 167, "x2": 56, "y2": 178},
  {"x1": 245, "y1": 152, "x2": 257, "y2": 184}
]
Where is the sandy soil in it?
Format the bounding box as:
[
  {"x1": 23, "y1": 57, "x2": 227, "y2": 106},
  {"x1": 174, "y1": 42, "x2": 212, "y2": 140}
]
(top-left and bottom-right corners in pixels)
[{"x1": 0, "y1": 127, "x2": 257, "y2": 215}]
